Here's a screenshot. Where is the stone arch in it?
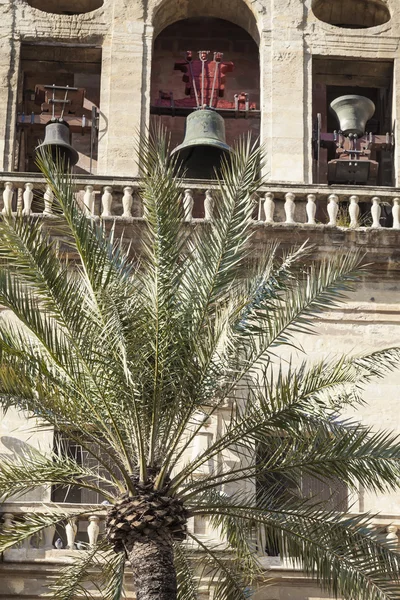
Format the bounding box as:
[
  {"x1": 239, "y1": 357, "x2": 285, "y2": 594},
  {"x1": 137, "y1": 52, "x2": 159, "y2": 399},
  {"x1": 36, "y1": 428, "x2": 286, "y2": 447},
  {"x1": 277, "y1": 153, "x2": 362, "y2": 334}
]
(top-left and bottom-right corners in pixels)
[
  {"x1": 312, "y1": 0, "x2": 390, "y2": 28},
  {"x1": 151, "y1": 0, "x2": 261, "y2": 45}
]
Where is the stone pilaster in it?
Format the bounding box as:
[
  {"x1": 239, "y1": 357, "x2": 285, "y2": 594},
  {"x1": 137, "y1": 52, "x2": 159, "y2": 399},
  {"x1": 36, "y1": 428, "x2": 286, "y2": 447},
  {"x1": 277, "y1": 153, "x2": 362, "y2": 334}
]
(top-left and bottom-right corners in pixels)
[
  {"x1": 0, "y1": 5, "x2": 20, "y2": 172},
  {"x1": 268, "y1": 0, "x2": 307, "y2": 183},
  {"x1": 98, "y1": 19, "x2": 153, "y2": 177}
]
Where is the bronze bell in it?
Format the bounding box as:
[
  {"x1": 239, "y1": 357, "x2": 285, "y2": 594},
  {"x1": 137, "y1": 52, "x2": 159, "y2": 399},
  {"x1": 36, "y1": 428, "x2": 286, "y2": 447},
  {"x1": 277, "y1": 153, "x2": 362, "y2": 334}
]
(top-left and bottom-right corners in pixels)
[
  {"x1": 330, "y1": 95, "x2": 375, "y2": 137},
  {"x1": 36, "y1": 119, "x2": 79, "y2": 167},
  {"x1": 170, "y1": 108, "x2": 231, "y2": 179}
]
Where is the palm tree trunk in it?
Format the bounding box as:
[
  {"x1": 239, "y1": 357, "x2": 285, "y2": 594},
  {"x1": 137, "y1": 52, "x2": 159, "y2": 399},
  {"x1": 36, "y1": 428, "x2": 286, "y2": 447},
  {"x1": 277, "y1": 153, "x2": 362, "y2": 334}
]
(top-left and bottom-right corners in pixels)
[{"x1": 128, "y1": 536, "x2": 177, "y2": 600}]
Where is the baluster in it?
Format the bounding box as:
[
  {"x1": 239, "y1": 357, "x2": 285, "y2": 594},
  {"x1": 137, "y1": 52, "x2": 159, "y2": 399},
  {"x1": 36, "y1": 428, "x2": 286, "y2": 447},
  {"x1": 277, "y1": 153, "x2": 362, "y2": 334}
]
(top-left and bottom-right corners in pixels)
[
  {"x1": 186, "y1": 516, "x2": 195, "y2": 534},
  {"x1": 392, "y1": 198, "x2": 400, "y2": 229},
  {"x1": 122, "y1": 186, "x2": 133, "y2": 218},
  {"x1": 43, "y1": 525, "x2": 55, "y2": 550},
  {"x1": 327, "y1": 193, "x2": 339, "y2": 226},
  {"x1": 3, "y1": 512, "x2": 14, "y2": 529},
  {"x1": 83, "y1": 185, "x2": 95, "y2": 216},
  {"x1": 22, "y1": 535, "x2": 31, "y2": 551},
  {"x1": 23, "y1": 183, "x2": 34, "y2": 216},
  {"x1": 101, "y1": 186, "x2": 113, "y2": 217},
  {"x1": 306, "y1": 194, "x2": 316, "y2": 225},
  {"x1": 386, "y1": 525, "x2": 398, "y2": 546},
  {"x1": 43, "y1": 185, "x2": 54, "y2": 215},
  {"x1": 263, "y1": 192, "x2": 275, "y2": 223},
  {"x1": 371, "y1": 196, "x2": 381, "y2": 228},
  {"x1": 284, "y1": 192, "x2": 296, "y2": 224},
  {"x1": 2, "y1": 182, "x2": 13, "y2": 215},
  {"x1": 87, "y1": 515, "x2": 100, "y2": 547},
  {"x1": 183, "y1": 189, "x2": 194, "y2": 222},
  {"x1": 65, "y1": 517, "x2": 78, "y2": 549},
  {"x1": 349, "y1": 195, "x2": 359, "y2": 228},
  {"x1": 204, "y1": 189, "x2": 214, "y2": 221},
  {"x1": 3, "y1": 513, "x2": 14, "y2": 557}
]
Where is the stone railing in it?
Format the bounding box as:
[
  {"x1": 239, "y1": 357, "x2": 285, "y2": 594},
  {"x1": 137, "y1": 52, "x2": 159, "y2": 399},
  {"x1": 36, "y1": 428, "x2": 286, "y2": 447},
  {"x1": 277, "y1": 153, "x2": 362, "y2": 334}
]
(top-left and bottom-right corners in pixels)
[
  {"x1": 256, "y1": 516, "x2": 400, "y2": 570},
  {"x1": 2, "y1": 502, "x2": 400, "y2": 565},
  {"x1": 0, "y1": 173, "x2": 399, "y2": 229},
  {"x1": 0, "y1": 502, "x2": 107, "y2": 561}
]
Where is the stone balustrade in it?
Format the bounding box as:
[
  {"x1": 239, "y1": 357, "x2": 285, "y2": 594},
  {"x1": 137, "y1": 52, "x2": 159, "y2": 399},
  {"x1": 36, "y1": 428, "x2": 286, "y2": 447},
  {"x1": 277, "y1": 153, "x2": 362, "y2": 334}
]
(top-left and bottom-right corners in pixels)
[
  {"x1": 0, "y1": 173, "x2": 399, "y2": 230},
  {"x1": 256, "y1": 520, "x2": 400, "y2": 569},
  {"x1": 0, "y1": 503, "x2": 107, "y2": 560},
  {"x1": 1, "y1": 503, "x2": 400, "y2": 564}
]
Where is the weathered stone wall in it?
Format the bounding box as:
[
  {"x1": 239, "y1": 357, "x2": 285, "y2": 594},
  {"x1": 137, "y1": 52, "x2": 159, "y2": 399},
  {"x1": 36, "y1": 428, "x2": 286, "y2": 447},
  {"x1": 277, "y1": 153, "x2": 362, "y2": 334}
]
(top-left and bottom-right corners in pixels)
[
  {"x1": 0, "y1": 0, "x2": 397, "y2": 180},
  {"x1": 1, "y1": 0, "x2": 400, "y2": 598}
]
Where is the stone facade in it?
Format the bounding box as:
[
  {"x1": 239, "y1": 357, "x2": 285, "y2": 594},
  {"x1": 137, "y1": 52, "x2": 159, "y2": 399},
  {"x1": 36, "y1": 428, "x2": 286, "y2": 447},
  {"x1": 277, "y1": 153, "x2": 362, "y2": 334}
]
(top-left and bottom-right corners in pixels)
[{"x1": 1, "y1": 0, "x2": 400, "y2": 598}]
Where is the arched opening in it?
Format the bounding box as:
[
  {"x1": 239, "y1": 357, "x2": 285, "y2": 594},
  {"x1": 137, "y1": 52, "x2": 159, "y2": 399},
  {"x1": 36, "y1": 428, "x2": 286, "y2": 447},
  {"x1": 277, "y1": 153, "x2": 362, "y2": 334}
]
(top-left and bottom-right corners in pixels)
[
  {"x1": 153, "y1": 0, "x2": 260, "y2": 44},
  {"x1": 150, "y1": 17, "x2": 260, "y2": 186},
  {"x1": 312, "y1": 0, "x2": 390, "y2": 29},
  {"x1": 26, "y1": 0, "x2": 103, "y2": 15}
]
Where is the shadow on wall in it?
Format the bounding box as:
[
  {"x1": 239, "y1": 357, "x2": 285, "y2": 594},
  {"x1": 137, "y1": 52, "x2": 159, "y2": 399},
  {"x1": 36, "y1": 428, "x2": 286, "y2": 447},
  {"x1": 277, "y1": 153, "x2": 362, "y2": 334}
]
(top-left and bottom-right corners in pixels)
[
  {"x1": 312, "y1": 0, "x2": 390, "y2": 28},
  {"x1": 26, "y1": 0, "x2": 103, "y2": 15}
]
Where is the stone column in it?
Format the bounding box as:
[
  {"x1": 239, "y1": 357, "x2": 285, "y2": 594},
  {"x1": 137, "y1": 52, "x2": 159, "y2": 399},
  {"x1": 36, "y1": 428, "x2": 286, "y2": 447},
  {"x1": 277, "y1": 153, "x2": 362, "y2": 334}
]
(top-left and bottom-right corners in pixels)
[
  {"x1": 259, "y1": 29, "x2": 272, "y2": 180},
  {"x1": 0, "y1": 32, "x2": 20, "y2": 172},
  {"x1": 98, "y1": 16, "x2": 153, "y2": 177}
]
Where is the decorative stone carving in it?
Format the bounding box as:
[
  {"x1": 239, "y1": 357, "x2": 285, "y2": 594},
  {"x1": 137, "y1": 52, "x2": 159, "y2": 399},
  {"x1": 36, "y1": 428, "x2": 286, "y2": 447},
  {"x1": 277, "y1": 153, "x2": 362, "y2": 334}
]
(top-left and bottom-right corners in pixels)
[
  {"x1": 23, "y1": 183, "x2": 34, "y2": 216},
  {"x1": 101, "y1": 186, "x2": 113, "y2": 217},
  {"x1": 2, "y1": 182, "x2": 13, "y2": 214},
  {"x1": 183, "y1": 188, "x2": 194, "y2": 222},
  {"x1": 393, "y1": 198, "x2": 400, "y2": 229},
  {"x1": 204, "y1": 189, "x2": 214, "y2": 221},
  {"x1": 327, "y1": 194, "x2": 339, "y2": 226},
  {"x1": 83, "y1": 185, "x2": 95, "y2": 216},
  {"x1": 43, "y1": 185, "x2": 54, "y2": 215},
  {"x1": 370, "y1": 196, "x2": 381, "y2": 228},
  {"x1": 122, "y1": 186, "x2": 133, "y2": 218},
  {"x1": 306, "y1": 194, "x2": 317, "y2": 225},
  {"x1": 349, "y1": 195, "x2": 359, "y2": 228},
  {"x1": 284, "y1": 192, "x2": 296, "y2": 224},
  {"x1": 263, "y1": 192, "x2": 275, "y2": 223}
]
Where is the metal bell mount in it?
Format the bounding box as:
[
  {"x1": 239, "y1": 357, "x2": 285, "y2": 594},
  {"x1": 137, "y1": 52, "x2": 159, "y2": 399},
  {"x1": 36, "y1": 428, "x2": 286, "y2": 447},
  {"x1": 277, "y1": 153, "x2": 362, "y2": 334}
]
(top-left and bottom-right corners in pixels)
[
  {"x1": 327, "y1": 94, "x2": 378, "y2": 184},
  {"x1": 170, "y1": 50, "x2": 231, "y2": 179},
  {"x1": 36, "y1": 84, "x2": 79, "y2": 167}
]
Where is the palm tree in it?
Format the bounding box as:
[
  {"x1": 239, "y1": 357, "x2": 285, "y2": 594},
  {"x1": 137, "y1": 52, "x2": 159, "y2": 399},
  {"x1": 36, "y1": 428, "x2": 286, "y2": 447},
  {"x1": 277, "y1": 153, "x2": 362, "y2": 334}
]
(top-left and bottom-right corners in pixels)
[{"x1": 1, "y1": 134, "x2": 400, "y2": 600}]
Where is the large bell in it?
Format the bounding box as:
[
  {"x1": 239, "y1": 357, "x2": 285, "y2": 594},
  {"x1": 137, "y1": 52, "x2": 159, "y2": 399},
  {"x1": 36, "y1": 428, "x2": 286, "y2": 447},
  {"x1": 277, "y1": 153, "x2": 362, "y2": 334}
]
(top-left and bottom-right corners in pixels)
[
  {"x1": 170, "y1": 108, "x2": 231, "y2": 179},
  {"x1": 36, "y1": 119, "x2": 79, "y2": 167},
  {"x1": 330, "y1": 95, "x2": 375, "y2": 137}
]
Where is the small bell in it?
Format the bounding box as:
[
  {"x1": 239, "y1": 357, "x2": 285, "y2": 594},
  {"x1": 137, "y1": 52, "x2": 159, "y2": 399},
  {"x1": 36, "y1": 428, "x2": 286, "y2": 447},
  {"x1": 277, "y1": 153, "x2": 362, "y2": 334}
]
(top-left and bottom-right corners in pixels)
[
  {"x1": 330, "y1": 95, "x2": 375, "y2": 137},
  {"x1": 171, "y1": 108, "x2": 231, "y2": 179},
  {"x1": 36, "y1": 119, "x2": 79, "y2": 167}
]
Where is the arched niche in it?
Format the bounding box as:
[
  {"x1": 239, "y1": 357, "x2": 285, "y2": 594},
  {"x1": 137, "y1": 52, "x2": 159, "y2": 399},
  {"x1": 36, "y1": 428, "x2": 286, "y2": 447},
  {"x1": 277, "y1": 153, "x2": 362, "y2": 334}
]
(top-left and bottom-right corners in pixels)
[
  {"x1": 150, "y1": 16, "x2": 260, "y2": 190},
  {"x1": 312, "y1": 0, "x2": 390, "y2": 28},
  {"x1": 26, "y1": 0, "x2": 103, "y2": 15},
  {"x1": 153, "y1": 0, "x2": 260, "y2": 45}
]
